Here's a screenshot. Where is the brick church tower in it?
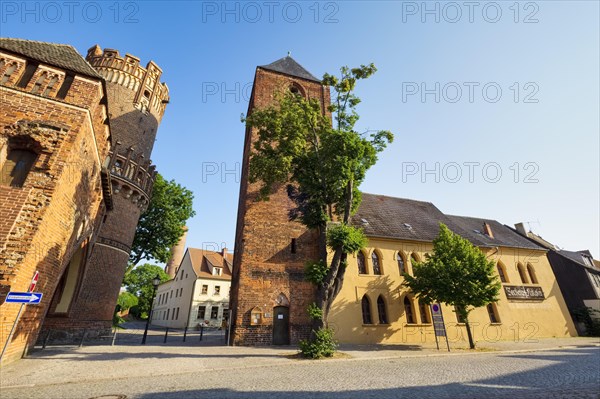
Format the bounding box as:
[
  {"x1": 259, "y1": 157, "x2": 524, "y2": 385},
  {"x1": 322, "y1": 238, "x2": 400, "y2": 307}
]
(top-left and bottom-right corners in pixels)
[
  {"x1": 41, "y1": 46, "x2": 169, "y2": 338},
  {"x1": 230, "y1": 56, "x2": 330, "y2": 345}
]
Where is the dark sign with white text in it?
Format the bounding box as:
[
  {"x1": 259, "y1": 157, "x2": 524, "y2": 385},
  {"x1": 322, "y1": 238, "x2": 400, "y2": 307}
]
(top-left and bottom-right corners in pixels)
[{"x1": 504, "y1": 285, "x2": 545, "y2": 300}]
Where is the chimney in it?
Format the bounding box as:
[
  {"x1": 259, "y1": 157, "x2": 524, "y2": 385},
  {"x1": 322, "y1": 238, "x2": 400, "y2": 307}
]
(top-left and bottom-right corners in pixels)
[
  {"x1": 222, "y1": 247, "x2": 228, "y2": 259},
  {"x1": 164, "y1": 226, "x2": 188, "y2": 278},
  {"x1": 514, "y1": 222, "x2": 527, "y2": 236},
  {"x1": 483, "y1": 222, "x2": 494, "y2": 238}
]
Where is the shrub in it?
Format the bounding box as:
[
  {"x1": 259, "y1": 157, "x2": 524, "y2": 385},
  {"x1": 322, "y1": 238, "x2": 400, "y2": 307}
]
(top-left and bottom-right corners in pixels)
[{"x1": 299, "y1": 328, "x2": 337, "y2": 359}]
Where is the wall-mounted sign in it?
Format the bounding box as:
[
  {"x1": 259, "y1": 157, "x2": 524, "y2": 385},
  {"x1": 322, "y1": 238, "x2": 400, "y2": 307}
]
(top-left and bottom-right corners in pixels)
[{"x1": 504, "y1": 285, "x2": 545, "y2": 300}]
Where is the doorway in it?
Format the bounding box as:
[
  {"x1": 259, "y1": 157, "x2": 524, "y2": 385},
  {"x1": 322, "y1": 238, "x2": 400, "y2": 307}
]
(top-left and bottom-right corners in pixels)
[{"x1": 272, "y1": 306, "x2": 290, "y2": 345}]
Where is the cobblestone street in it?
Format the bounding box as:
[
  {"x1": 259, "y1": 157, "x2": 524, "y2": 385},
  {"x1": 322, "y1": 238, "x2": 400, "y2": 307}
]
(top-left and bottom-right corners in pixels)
[{"x1": 1, "y1": 337, "x2": 598, "y2": 399}]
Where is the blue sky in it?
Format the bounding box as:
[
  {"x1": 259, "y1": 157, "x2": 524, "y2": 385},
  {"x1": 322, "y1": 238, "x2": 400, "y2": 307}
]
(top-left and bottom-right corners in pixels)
[{"x1": 2, "y1": 1, "x2": 598, "y2": 257}]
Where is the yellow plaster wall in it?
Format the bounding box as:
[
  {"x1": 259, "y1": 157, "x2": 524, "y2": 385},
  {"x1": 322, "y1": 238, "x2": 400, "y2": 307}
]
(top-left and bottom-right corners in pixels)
[{"x1": 328, "y1": 237, "x2": 577, "y2": 346}]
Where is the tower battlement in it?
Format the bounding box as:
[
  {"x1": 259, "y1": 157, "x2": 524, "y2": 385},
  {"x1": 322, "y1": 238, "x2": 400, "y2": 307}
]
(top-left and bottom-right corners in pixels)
[{"x1": 85, "y1": 45, "x2": 169, "y2": 119}]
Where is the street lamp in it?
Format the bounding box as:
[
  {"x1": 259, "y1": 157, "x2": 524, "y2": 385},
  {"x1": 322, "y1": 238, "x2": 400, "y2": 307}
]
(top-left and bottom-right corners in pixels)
[{"x1": 141, "y1": 274, "x2": 161, "y2": 345}]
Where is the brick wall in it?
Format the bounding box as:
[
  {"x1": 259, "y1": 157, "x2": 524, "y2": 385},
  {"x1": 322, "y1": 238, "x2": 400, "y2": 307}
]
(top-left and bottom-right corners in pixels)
[
  {"x1": 230, "y1": 68, "x2": 330, "y2": 346},
  {"x1": 0, "y1": 67, "x2": 110, "y2": 364}
]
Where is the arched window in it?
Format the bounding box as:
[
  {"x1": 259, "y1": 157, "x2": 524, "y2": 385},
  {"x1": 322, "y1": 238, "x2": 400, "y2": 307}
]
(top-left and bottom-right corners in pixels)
[
  {"x1": 404, "y1": 296, "x2": 415, "y2": 324},
  {"x1": 371, "y1": 251, "x2": 382, "y2": 275},
  {"x1": 418, "y1": 300, "x2": 431, "y2": 324},
  {"x1": 487, "y1": 303, "x2": 500, "y2": 323},
  {"x1": 43, "y1": 75, "x2": 59, "y2": 96},
  {"x1": 377, "y1": 295, "x2": 388, "y2": 324},
  {"x1": 517, "y1": 263, "x2": 529, "y2": 284},
  {"x1": 1, "y1": 149, "x2": 37, "y2": 187},
  {"x1": 361, "y1": 295, "x2": 372, "y2": 324},
  {"x1": 30, "y1": 72, "x2": 47, "y2": 94},
  {"x1": 357, "y1": 251, "x2": 367, "y2": 274},
  {"x1": 1, "y1": 63, "x2": 17, "y2": 84},
  {"x1": 497, "y1": 262, "x2": 508, "y2": 283},
  {"x1": 411, "y1": 253, "x2": 419, "y2": 264},
  {"x1": 397, "y1": 252, "x2": 406, "y2": 275},
  {"x1": 527, "y1": 264, "x2": 538, "y2": 284}
]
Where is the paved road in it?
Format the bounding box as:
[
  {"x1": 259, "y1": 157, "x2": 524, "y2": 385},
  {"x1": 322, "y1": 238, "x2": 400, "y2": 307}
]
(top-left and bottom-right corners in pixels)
[{"x1": 1, "y1": 346, "x2": 598, "y2": 399}]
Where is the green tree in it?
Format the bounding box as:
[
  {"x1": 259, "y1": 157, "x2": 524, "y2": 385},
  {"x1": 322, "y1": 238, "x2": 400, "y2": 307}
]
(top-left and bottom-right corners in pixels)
[
  {"x1": 122, "y1": 264, "x2": 169, "y2": 319},
  {"x1": 116, "y1": 291, "x2": 138, "y2": 312},
  {"x1": 129, "y1": 174, "x2": 195, "y2": 271},
  {"x1": 244, "y1": 64, "x2": 393, "y2": 356},
  {"x1": 403, "y1": 223, "x2": 501, "y2": 349}
]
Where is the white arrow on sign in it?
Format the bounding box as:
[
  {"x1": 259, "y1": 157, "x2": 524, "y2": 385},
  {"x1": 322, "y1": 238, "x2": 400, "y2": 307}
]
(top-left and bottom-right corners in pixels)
[{"x1": 9, "y1": 294, "x2": 40, "y2": 302}]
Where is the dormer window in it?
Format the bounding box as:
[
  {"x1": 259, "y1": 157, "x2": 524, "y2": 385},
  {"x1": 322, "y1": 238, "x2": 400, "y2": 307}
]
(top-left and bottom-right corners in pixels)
[{"x1": 213, "y1": 267, "x2": 222, "y2": 276}]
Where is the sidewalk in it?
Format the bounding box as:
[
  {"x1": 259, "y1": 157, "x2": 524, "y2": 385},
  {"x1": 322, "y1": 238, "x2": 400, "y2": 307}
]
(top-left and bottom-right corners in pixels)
[{"x1": 0, "y1": 336, "x2": 598, "y2": 390}]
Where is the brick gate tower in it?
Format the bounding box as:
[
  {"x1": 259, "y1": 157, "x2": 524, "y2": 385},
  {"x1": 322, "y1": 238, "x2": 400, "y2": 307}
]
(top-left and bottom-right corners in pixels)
[
  {"x1": 41, "y1": 46, "x2": 169, "y2": 339},
  {"x1": 229, "y1": 56, "x2": 330, "y2": 346}
]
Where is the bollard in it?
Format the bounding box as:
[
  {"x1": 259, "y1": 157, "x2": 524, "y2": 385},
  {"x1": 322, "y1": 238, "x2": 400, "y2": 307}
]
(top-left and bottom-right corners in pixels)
[
  {"x1": 183, "y1": 326, "x2": 188, "y2": 342},
  {"x1": 164, "y1": 327, "x2": 169, "y2": 343},
  {"x1": 200, "y1": 325, "x2": 204, "y2": 341},
  {"x1": 79, "y1": 329, "x2": 87, "y2": 348},
  {"x1": 42, "y1": 330, "x2": 51, "y2": 350}
]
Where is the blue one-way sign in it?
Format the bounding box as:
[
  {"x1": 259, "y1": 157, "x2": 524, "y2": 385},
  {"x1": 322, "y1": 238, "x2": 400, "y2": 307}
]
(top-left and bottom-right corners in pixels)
[{"x1": 5, "y1": 292, "x2": 43, "y2": 304}]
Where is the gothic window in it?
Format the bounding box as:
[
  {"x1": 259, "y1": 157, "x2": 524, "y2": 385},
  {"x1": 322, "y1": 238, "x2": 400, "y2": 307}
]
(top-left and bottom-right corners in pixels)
[
  {"x1": 497, "y1": 262, "x2": 508, "y2": 283},
  {"x1": 372, "y1": 251, "x2": 382, "y2": 275},
  {"x1": 1, "y1": 63, "x2": 17, "y2": 84},
  {"x1": 1, "y1": 149, "x2": 37, "y2": 187},
  {"x1": 411, "y1": 253, "x2": 420, "y2": 265},
  {"x1": 361, "y1": 295, "x2": 372, "y2": 324},
  {"x1": 43, "y1": 75, "x2": 59, "y2": 96},
  {"x1": 377, "y1": 295, "x2": 388, "y2": 324},
  {"x1": 357, "y1": 251, "x2": 367, "y2": 274},
  {"x1": 527, "y1": 264, "x2": 538, "y2": 284},
  {"x1": 404, "y1": 297, "x2": 415, "y2": 324},
  {"x1": 487, "y1": 303, "x2": 500, "y2": 323},
  {"x1": 397, "y1": 252, "x2": 406, "y2": 275},
  {"x1": 30, "y1": 72, "x2": 48, "y2": 94},
  {"x1": 419, "y1": 300, "x2": 431, "y2": 324},
  {"x1": 517, "y1": 263, "x2": 529, "y2": 284}
]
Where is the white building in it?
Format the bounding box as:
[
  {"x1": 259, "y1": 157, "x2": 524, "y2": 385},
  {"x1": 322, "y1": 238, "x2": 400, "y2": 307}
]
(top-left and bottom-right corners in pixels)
[{"x1": 151, "y1": 248, "x2": 232, "y2": 329}]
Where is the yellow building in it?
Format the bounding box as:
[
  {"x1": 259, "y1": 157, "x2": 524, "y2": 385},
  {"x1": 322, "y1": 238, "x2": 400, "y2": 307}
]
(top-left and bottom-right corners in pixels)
[{"x1": 329, "y1": 194, "x2": 577, "y2": 346}]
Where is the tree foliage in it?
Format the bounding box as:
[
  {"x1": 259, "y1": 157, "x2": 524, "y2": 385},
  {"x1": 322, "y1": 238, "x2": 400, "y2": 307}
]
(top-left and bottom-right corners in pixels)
[
  {"x1": 129, "y1": 174, "x2": 195, "y2": 269},
  {"x1": 403, "y1": 223, "x2": 501, "y2": 349},
  {"x1": 122, "y1": 264, "x2": 169, "y2": 318},
  {"x1": 244, "y1": 63, "x2": 393, "y2": 355},
  {"x1": 116, "y1": 291, "x2": 138, "y2": 311}
]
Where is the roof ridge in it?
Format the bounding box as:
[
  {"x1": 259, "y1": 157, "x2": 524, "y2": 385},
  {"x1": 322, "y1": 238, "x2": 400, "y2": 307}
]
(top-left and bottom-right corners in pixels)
[{"x1": 360, "y1": 192, "x2": 436, "y2": 206}]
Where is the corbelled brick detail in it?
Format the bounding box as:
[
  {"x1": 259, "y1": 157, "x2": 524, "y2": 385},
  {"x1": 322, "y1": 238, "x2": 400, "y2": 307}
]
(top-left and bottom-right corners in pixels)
[{"x1": 230, "y1": 67, "x2": 331, "y2": 346}]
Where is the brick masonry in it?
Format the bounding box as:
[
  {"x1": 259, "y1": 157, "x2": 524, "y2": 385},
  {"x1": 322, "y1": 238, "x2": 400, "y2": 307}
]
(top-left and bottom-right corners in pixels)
[
  {"x1": 41, "y1": 46, "x2": 169, "y2": 339},
  {"x1": 0, "y1": 47, "x2": 111, "y2": 364},
  {"x1": 230, "y1": 67, "x2": 331, "y2": 346}
]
